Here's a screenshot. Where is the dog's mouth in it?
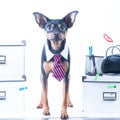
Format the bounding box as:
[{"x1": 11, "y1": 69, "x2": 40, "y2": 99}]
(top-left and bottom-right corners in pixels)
[
  {"x1": 46, "y1": 32, "x2": 66, "y2": 42},
  {"x1": 50, "y1": 40, "x2": 63, "y2": 50},
  {"x1": 53, "y1": 41, "x2": 62, "y2": 45},
  {"x1": 46, "y1": 32, "x2": 66, "y2": 50},
  {"x1": 50, "y1": 38, "x2": 62, "y2": 41}
]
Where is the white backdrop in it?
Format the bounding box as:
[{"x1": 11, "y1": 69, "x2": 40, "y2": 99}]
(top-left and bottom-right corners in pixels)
[{"x1": 0, "y1": 0, "x2": 120, "y2": 111}]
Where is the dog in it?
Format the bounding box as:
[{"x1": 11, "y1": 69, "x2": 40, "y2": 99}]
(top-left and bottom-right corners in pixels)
[{"x1": 33, "y1": 11, "x2": 78, "y2": 119}]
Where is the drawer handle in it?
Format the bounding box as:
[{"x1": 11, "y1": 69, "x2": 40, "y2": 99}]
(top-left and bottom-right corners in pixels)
[
  {"x1": 103, "y1": 92, "x2": 116, "y2": 101},
  {"x1": 0, "y1": 91, "x2": 6, "y2": 100},
  {"x1": 0, "y1": 55, "x2": 6, "y2": 64}
]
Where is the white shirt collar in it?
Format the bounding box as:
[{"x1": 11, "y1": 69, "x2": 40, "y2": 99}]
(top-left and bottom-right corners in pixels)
[{"x1": 45, "y1": 42, "x2": 69, "y2": 61}]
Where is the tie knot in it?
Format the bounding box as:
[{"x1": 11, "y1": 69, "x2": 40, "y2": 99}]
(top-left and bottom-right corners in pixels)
[{"x1": 53, "y1": 54, "x2": 61, "y2": 62}]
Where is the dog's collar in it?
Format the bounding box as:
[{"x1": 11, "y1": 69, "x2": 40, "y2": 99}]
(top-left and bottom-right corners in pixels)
[{"x1": 45, "y1": 42, "x2": 69, "y2": 61}]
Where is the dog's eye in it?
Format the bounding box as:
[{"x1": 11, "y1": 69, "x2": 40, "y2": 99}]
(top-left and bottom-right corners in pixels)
[
  {"x1": 46, "y1": 25, "x2": 53, "y2": 31},
  {"x1": 60, "y1": 25, "x2": 66, "y2": 32}
]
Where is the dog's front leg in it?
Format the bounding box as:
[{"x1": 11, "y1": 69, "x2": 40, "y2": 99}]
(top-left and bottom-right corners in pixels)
[
  {"x1": 61, "y1": 78, "x2": 69, "y2": 119},
  {"x1": 37, "y1": 61, "x2": 53, "y2": 115},
  {"x1": 61, "y1": 61, "x2": 70, "y2": 119}
]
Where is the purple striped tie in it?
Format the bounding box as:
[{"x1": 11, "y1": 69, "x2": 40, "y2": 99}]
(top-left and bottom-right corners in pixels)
[{"x1": 52, "y1": 54, "x2": 65, "y2": 81}]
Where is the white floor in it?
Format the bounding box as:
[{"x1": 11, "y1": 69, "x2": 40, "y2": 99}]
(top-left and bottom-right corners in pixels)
[{"x1": 1, "y1": 108, "x2": 120, "y2": 119}]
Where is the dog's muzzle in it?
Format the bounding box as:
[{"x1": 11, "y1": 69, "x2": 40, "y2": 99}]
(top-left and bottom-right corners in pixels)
[
  {"x1": 50, "y1": 33, "x2": 62, "y2": 41},
  {"x1": 53, "y1": 33, "x2": 61, "y2": 41}
]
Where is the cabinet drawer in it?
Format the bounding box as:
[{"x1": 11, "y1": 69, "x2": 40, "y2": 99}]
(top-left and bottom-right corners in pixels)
[
  {"x1": 82, "y1": 76, "x2": 120, "y2": 113},
  {"x1": 0, "y1": 82, "x2": 25, "y2": 111},
  {"x1": 0, "y1": 40, "x2": 26, "y2": 81}
]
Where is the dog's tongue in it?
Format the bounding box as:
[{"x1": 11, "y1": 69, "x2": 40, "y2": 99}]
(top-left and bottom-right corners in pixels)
[
  {"x1": 53, "y1": 41, "x2": 59, "y2": 45},
  {"x1": 51, "y1": 40, "x2": 61, "y2": 50}
]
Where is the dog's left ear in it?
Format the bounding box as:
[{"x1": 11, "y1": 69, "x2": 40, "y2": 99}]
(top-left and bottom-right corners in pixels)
[
  {"x1": 63, "y1": 11, "x2": 78, "y2": 28},
  {"x1": 33, "y1": 12, "x2": 49, "y2": 28}
]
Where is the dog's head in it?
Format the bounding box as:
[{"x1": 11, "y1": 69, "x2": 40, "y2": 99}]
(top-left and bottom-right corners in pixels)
[{"x1": 33, "y1": 11, "x2": 78, "y2": 51}]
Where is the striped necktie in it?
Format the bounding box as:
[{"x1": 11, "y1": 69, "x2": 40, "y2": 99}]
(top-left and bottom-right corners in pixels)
[{"x1": 52, "y1": 54, "x2": 65, "y2": 81}]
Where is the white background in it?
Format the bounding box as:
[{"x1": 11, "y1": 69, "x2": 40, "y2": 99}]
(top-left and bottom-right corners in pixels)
[{"x1": 0, "y1": 0, "x2": 120, "y2": 116}]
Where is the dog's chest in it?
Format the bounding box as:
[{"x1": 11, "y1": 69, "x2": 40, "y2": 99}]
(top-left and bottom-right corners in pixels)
[{"x1": 45, "y1": 42, "x2": 69, "y2": 62}]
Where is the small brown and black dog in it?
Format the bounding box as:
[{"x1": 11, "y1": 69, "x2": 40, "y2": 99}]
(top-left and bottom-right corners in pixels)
[{"x1": 33, "y1": 11, "x2": 78, "y2": 119}]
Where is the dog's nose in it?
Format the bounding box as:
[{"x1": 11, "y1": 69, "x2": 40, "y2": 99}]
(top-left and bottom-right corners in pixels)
[
  {"x1": 54, "y1": 29, "x2": 59, "y2": 36},
  {"x1": 54, "y1": 27, "x2": 59, "y2": 36},
  {"x1": 54, "y1": 32, "x2": 59, "y2": 36}
]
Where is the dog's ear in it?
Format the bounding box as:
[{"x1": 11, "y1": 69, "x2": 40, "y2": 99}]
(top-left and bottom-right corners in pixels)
[
  {"x1": 33, "y1": 12, "x2": 49, "y2": 28},
  {"x1": 63, "y1": 11, "x2": 78, "y2": 28}
]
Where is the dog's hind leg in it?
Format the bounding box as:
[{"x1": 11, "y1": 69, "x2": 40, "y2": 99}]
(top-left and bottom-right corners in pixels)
[
  {"x1": 61, "y1": 61, "x2": 70, "y2": 119},
  {"x1": 37, "y1": 75, "x2": 48, "y2": 109},
  {"x1": 37, "y1": 92, "x2": 43, "y2": 108},
  {"x1": 65, "y1": 75, "x2": 73, "y2": 107},
  {"x1": 67, "y1": 91, "x2": 73, "y2": 107},
  {"x1": 61, "y1": 77, "x2": 69, "y2": 119},
  {"x1": 41, "y1": 83, "x2": 50, "y2": 115}
]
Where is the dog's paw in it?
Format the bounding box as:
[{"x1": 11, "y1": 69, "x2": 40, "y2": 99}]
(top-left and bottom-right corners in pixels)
[
  {"x1": 61, "y1": 110, "x2": 69, "y2": 119},
  {"x1": 67, "y1": 104, "x2": 73, "y2": 107},
  {"x1": 43, "y1": 107, "x2": 50, "y2": 116},
  {"x1": 67, "y1": 99, "x2": 73, "y2": 107},
  {"x1": 36, "y1": 104, "x2": 43, "y2": 109},
  {"x1": 43, "y1": 111, "x2": 50, "y2": 116},
  {"x1": 61, "y1": 113, "x2": 69, "y2": 119}
]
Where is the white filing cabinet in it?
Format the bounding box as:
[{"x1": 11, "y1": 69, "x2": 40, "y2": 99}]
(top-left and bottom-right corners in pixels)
[
  {"x1": 0, "y1": 82, "x2": 25, "y2": 111},
  {"x1": 82, "y1": 75, "x2": 120, "y2": 114},
  {"x1": 0, "y1": 40, "x2": 26, "y2": 111}
]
